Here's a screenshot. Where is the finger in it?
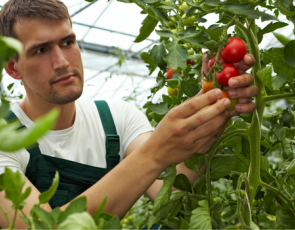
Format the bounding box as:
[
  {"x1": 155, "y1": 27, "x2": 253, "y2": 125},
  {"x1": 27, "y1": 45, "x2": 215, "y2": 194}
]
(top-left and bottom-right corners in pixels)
[
  {"x1": 186, "y1": 97, "x2": 230, "y2": 129},
  {"x1": 202, "y1": 52, "x2": 210, "y2": 76},
  {"x1": 233, "y1": 54, "x2": 256, "y2": 74},
  {"x1": 175, "y1": 89, "x2": 226, "y2": 118},
  {"x1": 238, "y1": 98, "x2": 252, "y2": 104},
  {"x1": 189, "y1": 112, "x2": 229, "y2": 150},
  {"x1": 228, "y1": 73, "x2": 254, "y2": 88},
  {"x1": 234, "y1": 102, "x2": 257, "y2": 113},
  {"x1": 228, "y1": 85, "x2": 259, "y2": 98}
]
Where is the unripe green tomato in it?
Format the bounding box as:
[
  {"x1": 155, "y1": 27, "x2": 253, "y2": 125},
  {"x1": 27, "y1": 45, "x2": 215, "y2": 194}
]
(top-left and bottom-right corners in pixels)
[
  {"x1": 164, "y1": 0, "x2": 171, "y2": 5},
  {"x1": 171, "y1": 29, "x2": 178, "y2": 34},
  {"x1": 122, "y1": 219, "x2": 128, "y2": 224},
  {"x1": 227, "y1": 98, "x2": 238, "y2": 111},
  {"x1": 122, "y1": 223, "x2": 127, "y2": 228},
  {"x1": 240, "y1": 191, "x2": 245, "y2": 199},
  {"x1": 127, "y1": 216, "x2": 133, "y2": 221},
  {"x1": 183, "y1": 16, "x2": 195, "y2": 26},
  {"x1": 182, "y1": 43, "x2": 189, "y2": 49},
  {"x1": 188, "y1": 49, "x2": 194, "y2": 55},
  {"x1": 168, "y1": 86, "x2": 178, "y2": 96},
  {"x1": 179, "y1": 2, "x2": 188, "y2": 11}
]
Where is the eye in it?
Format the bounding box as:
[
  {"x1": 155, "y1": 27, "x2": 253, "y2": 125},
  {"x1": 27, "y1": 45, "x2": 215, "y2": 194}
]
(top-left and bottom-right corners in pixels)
[
  {"x1": 35, "y1": 47, "x2": 46, "y2": 54},
  {"x1": 62, "y1": 40, "x2": 74, "y2": 47}
]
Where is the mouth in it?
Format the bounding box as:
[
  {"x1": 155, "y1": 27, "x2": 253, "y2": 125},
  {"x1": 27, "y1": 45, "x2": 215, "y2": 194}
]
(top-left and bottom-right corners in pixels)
[{"x1": 53, "y1": 74, "x2": 75, "y2": 85}]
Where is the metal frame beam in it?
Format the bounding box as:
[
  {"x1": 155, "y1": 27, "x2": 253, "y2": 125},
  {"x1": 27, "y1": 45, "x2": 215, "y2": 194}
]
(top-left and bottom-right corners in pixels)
[
  {"x1": 70, "y1": 0, "x2": 99, "y2": 18},
  {"x1": 73, "y1": 22, "x2": 155, "y2": 42}
]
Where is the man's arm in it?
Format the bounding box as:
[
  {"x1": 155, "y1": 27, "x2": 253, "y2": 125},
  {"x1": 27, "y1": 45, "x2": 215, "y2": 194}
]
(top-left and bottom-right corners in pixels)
[{"x1": 0, "y1": 89, "x2": 230, "y2": 229}]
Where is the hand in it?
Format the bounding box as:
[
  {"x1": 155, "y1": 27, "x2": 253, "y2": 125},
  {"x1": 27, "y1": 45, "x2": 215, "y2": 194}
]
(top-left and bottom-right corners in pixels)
[
  {"x1": 148, "y1": 89, "x2": 231, "y2": 167},
  {"x1": 202, "y1": 52, "x2": 259, "y2": 117}
]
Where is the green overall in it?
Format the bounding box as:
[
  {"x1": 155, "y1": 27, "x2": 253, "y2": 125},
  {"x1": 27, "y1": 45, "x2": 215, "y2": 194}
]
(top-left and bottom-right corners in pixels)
[{"x1": 6, "y1": 100, "x2": 120, "y2": 208}]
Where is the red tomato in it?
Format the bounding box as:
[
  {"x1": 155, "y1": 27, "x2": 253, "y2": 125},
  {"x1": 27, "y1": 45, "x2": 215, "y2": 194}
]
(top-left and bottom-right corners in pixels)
[
  {"x1": 221, "y1": 37, "x2": 247, "y2": 63},
  {"x1": 166, "y1": 68, "x2": 181, "y2": 79},
  {"x1": 202, "y1": 79, "x2": 214, "y2": 93},
  {"x1": 216, "y1": 63, "x2": 239, "y2": 86},
  {"x1": 208, "y1": 54, "x2": 226, "y2": 69}
]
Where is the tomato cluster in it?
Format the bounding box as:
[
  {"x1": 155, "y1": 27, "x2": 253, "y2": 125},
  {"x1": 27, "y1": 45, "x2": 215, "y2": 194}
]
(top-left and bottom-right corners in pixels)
[{"x1": 203, "y1": 37, "x2": 247, "y2": 111}]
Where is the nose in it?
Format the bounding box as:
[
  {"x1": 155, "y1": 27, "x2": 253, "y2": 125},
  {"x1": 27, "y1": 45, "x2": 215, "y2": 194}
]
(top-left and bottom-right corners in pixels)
[{"x1": 51, "y1": 46, "x2": 69, "y2": 71}]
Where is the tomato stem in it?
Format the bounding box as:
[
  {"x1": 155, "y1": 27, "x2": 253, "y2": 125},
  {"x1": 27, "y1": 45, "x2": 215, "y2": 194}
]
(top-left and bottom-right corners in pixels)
[{"x1": 263, "y1": 92, "x2": 295, "y2": 103}]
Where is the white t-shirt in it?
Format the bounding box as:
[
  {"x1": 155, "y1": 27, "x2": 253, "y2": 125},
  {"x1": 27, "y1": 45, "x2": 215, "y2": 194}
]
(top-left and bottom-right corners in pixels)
[{"x1": 0, "y1": 98, "x2": 153, "y2": 175}]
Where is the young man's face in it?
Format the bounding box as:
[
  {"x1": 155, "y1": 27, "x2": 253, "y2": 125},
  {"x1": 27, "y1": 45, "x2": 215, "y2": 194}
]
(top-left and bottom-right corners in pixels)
[{"x1": 11, "y1": 18, "x2": 84, "y2": 105}]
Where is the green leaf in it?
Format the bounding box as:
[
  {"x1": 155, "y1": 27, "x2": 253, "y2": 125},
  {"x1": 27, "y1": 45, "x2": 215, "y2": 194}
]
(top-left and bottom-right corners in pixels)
[
  {"x1": 167, "y1": 79, "x2": 179, "y2": 88},
  {"x1": 140, "y1": 52, "x2": 157, "y2": 75},
  {"x1": 184, "y1": 154, "x2": 205, "y2": 174},
  {"x1": 261, "y1": 156, "x2": 270, "y2": 172},
  {"x1": 183, "y1": 31, "x2": 210, "y2": 48},
  {"x1": 148, "y1": 102, "x2": 169, "y2": 115},
  {"x1": 92, "y1": 196, "x2": 108, "y2": 221},
  {"x1": 150, "y1": 42, "x2": 167, "y2": 69},
  {"x1": 0, "y1": 101, "x2": 10, "y2": 119},
  {"x1": 264, "y1": 48, "x2": 295, "y2": 80},
  {"x1": 260, "y1": 22, "x2": 289, "y2": 35},
  {"x1": 0, "y1": 108, "x2": 59, "y2": 152},
  {"x1": 281, "y1": 138, "x2": 294, "y2": 159},
  {"x1": 57, "y1": 212, "x2": 97, "y2": 229},
  {"x1": 31, "y1": 205, "x2": 55, "y2": 229},
  {"x1": 286, "y1": 159, "x2": 295, "y2": 176},
  {"x1": 153, "y1": 165, "x2": 176, "y2": 214},
  {"x1": 134, "y1": 15, "x2": 158, "y2": 43},
  {"x1": 272, "y1": 74, "x2": 286, "y2": 90},
  {"x1": 173, "y1": 174, "x2": 192, "y2": 192},
  {"x1": 211, "y1": 156, "x2": 239, "y2": 180},
  {"x1": 39, "y1": 171, "x2": 59, "y2": 204},
  {"x1": 103, "y1": 216, "x2": 122, "y2": 229},
  {"x1": 58, "y1": 196, "x2": 87, "y2": 224},
  {"x1": 180, "y1": 27, "x2": 201, "y2": 40},
  {"x1": 3, "y1": 168, "x2": 26, "y2": 206},
  {"x1": 273, "y1": 32, "x2": 291, "y2": 46},
  {"x1": 164, "y1": 40, "x2": 188, "y2": 71},
  {"x1": 276, "y1": 209, "x2": 295, "y2": 227},
  {"x1": 275, "y1": 0, "x2": 295, "y2": 16},
  {"x1": 257, "y1": 65, "x2": 274, "y2": 91},
  {"x1": 181, "y1": 81, "x2": 199, "y2": 97},
  {"x1": 155, "y1": 8, "x2": 170, "y2": 24},
  {"x1": 155, "y1": 30, "x2": 174, "y2": 38},
  {"x1": 221, "y1": 3, "x2": 278, "y2": 20},
  {"x1": 1, "y1": 36, "x2": 23, "y2": 54},
  {"x1": 162, "y1": 94, "x2": 172, "y2": 105},
  {"x1": 51, "y1": 207, "x2": 61, "y2": 224},
  {"x1": 189, "y1": 200, "x2": 212, "y2": 229},
  {"x1": 284, "y1": 40, "x2": 295, "y2": 68}
]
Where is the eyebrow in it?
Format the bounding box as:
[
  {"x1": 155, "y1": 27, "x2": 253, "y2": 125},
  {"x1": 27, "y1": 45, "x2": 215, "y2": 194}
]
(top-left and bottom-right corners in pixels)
[{"x1": 26, "y1": 33, "x2": 76, "y2": 55}]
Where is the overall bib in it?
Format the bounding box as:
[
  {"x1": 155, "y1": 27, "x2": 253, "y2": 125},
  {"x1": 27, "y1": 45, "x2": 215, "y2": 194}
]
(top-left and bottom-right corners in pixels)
[{"x1": 6, "y1": 100, "x2": 120, "y2": 208}]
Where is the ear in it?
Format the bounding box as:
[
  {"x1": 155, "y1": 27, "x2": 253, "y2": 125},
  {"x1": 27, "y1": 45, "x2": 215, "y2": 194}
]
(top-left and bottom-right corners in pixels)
[{"x1": 5, "y1": 60, "x2": 22, "y2": 80}]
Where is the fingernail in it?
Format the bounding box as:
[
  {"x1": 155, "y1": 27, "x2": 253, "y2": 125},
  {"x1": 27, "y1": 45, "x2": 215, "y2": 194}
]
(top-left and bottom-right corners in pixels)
[
  {"x1": 228, "y1": 89, "x2": 237, "y2": 97},
  {"x1": 224, "y1": 99, "x2": 231, "y2": 107},
  {"x1": 248, "y1": 55, "x2": 252, "y2": 62},
  {"x1": 231, "y1": 79, "x2": 238, "y2": 87},
  {"x1": 215, "y1": 89, "x2": 222, "y2": 97}
]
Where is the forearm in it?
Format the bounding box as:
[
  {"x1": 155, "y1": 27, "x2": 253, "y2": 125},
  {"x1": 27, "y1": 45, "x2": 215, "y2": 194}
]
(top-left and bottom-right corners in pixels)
[{"x1": 62, "y1": 143, "x2": 166, "y2": 219}]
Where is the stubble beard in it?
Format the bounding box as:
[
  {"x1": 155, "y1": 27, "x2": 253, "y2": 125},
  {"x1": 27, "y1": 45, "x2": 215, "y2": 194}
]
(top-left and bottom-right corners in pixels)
[{"x1": 45, "y1": 68, "x2": 84, "y2": 104}]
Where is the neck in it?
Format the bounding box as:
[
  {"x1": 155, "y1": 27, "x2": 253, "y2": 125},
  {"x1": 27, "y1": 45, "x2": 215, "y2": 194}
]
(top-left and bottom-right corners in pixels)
[{"x1": 19, "y1": 97, "x2": 76, "y2": 130}]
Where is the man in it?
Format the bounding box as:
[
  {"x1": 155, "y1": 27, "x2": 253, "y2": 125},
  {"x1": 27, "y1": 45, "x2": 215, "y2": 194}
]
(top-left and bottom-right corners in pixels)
[{"x1": 0, "y1": 0, "x2": 258, "y2": 228}]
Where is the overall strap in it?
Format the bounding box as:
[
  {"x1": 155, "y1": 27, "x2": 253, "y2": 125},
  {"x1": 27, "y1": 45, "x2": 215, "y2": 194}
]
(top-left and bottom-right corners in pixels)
[{"x1": 94, "y1": 101, "x2": 120, "y2": 169}]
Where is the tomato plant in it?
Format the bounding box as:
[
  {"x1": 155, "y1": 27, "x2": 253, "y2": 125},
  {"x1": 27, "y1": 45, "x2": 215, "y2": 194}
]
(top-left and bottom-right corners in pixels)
[{"x1": 130, "y1": 0, "x2": 295, "y2": 227}]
